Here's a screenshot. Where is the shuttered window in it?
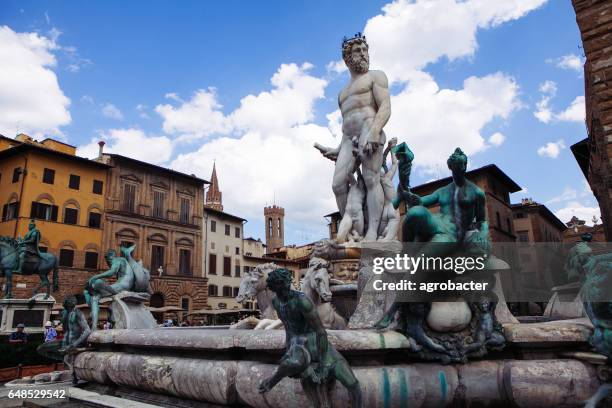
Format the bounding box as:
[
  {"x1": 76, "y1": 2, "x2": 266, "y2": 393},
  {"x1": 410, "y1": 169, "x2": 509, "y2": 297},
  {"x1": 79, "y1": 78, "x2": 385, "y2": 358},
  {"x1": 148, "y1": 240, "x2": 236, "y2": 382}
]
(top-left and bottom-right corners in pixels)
[
  {"x1": 179, "y1": 249, "x2": 191, "y2": 276},
  {"x1": 179, "y1": 198, "x2": 190, "y2": 224},
  {"x1": 223, "y1": 257, "x2": 231, "y2": 276},
  {"x1": 84, "y1": 252, "x2": 98, "y2": 269},
  {"x1": 31, "y1": 202, "x2": 58, "y2": 222},
  {"x1": 153, "y1": 191, "x2": 165, "y2": 218},
  {"x1": 63, "y1": 207, "x2": 78, "y2": 225},
  {"x1": 122, "y1": 184, "x2": 136, "y2": 213},
  {"x1": 59, "y1": 249, "x2": 74, "y2": 267},
  {"x1": 2, "y1": 202, "x2": 19, "y2": 221}
]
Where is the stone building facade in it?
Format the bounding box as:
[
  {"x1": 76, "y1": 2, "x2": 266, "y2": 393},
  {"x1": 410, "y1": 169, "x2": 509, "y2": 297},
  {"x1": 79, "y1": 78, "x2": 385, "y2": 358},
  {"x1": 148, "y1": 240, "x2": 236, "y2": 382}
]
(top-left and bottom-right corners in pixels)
[
  {"x1": 511, "y1": 198, "x2": 567, "y2": 299},
  {"x1": 571, "y1": 0, "x2": 612, "y2": 240},
  {"x1": 96, "y1": 151, "x2": 208, "y2": 317},
  {"x1": 563, "y1": 215, "x2": 606, "y2": 243}
]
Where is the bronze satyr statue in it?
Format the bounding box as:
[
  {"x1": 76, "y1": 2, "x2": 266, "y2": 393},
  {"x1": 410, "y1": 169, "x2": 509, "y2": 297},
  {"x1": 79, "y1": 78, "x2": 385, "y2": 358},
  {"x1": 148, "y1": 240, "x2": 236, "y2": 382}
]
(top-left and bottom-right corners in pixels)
[{"x1": 258, "y1": 268, "x2": 362, "y2": 407}]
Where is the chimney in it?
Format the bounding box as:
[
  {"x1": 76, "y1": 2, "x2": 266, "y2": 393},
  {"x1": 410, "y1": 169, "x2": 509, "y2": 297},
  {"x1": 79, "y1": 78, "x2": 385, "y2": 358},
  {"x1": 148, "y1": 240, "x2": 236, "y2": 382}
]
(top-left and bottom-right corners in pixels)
[{"x1": 98, "y1": 141, "x2": 105, "y2": 158}]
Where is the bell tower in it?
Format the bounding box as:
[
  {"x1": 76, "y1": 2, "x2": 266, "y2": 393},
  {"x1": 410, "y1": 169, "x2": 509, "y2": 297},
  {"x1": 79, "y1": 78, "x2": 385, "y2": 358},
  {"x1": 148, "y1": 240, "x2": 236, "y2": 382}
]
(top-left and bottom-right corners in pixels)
[
  {"x1": 205, "y1": 162, "x2": 223, "y2": 211},
  {"x1": 264, "y1": 205, "x2": 284, "y2": 253}
]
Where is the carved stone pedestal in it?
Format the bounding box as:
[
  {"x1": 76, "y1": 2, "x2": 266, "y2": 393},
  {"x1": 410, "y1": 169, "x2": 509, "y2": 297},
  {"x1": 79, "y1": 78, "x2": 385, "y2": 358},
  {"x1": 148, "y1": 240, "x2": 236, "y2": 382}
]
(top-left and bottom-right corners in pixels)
[{"x1": 107, "y1": 292, "x2": 156, "y2": 330}]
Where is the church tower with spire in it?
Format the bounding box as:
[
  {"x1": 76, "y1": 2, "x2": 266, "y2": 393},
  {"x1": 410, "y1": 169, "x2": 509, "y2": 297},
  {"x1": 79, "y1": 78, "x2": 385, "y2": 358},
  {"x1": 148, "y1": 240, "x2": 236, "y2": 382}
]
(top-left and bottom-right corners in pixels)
[{"x1": 205, "y1": 163, "x2": 223, "y2": 211}]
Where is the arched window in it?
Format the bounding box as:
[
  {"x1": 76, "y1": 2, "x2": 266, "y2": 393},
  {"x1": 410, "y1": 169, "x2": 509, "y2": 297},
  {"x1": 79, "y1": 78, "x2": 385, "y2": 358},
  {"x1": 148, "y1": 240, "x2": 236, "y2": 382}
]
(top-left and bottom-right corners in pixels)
[
  {"x1": 277, "y1": 218, "x2": 281, "y2": 237},
  {"x1": 268, "y1": 218, "x2": 273, "y2": 237}
]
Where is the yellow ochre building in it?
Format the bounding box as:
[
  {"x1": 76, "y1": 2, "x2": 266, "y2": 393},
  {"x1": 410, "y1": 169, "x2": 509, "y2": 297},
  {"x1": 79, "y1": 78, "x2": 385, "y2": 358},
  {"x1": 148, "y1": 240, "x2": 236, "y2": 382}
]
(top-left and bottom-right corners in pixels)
[{"x1": 0, "y1": 134, "x2": 109, "y2": 301}]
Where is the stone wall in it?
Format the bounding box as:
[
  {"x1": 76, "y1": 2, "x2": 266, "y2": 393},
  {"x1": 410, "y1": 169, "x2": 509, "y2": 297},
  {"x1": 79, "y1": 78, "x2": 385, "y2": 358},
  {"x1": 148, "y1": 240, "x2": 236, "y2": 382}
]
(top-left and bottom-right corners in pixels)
[{"x1": 572, "y1": 0, "x2": 612, "y2": 240}]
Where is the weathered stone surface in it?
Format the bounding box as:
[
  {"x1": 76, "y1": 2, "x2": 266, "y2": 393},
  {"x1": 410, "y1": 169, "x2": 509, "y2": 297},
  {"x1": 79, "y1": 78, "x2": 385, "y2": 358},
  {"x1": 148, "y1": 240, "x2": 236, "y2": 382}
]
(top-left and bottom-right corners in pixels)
[
  {"x1": 74, "y1": 352, "x2": 113, "y2": 385},
  {"x1": 86, "y1": 328, "x2": 413, "y2": 352},
  {"x1": 507, "y1": 359, "x2": 599, "y2": 407},
  {"x1": 76, "y1": 352, "x2": 237, "y2": 405},
  {"x1": 426, "y1": 301, "x2": 472, "y2": 332},
  {"x1": 542, "y1": 282, "x2": 586, "y2": 320},
  {"x1": 75, "y1": 353, "x2": 601, "y2": 408},
  {"x1": 503, "y1": 318, "x2": 593, "y2": 345},
  {"x1": 110, "y1": 291, "x2": 157, "y2": 330}
]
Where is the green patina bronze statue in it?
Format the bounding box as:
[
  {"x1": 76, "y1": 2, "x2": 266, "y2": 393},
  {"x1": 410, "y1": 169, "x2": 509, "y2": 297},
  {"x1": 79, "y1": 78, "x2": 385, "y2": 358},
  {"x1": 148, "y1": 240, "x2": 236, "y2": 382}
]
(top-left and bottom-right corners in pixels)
[
  {"x1": 258, "y1": 268, "x2": 362, "y2": 407},
  {"x1": 37, "y1": 295, "x2": 91, "y2": 384},
  {"x1": 85, "y1": 245, "x2": 150, "y2": 329},
  {"x1": 0, "y1": 220, "x2": 59, "y2": 299},
  {"x1": 567, "y1": 234, "x2": 612, "y2": 408},
  {"x1": 375, "y1": 147, "x2": 502, "y2": 363},
  {"x1": 402, "y1": 147, "x2": 490, "y2": 256},
  {"x1": 14, "y1": 219, "x2": 42, "y2": 275}
]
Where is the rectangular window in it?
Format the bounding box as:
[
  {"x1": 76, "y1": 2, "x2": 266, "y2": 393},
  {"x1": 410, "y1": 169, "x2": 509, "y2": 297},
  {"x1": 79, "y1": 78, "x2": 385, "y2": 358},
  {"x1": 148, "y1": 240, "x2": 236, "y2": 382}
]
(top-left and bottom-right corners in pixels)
[
  {"x1": 151, "y1": 245, "x2": 165, "y2": 273},
  {"x1": 209, "y1": 253, "x2": 217, "y2": 275},
  {"x1": 42, "y1": 168, "x2": 55, "y2": 184},
  {"x1": 235, "y1": 227, "x2": 240, "y2": 238},
  {"x1": 122, "y1": 184, "x2": 136, "y2": 213},
  {"x1": 179, "y1": 249, "x2": 191, "y2": 276},
  {"x1": 68, "y1": 174, "x2": 80, "y2": 190},
  {"x1": 225, "y1": 224, "x2": 230, "y2": 236},
  {"x1": 84, "y1": 252, "x2": 99, "y2": 269},
  {"x1": 234, "y1": 265, "x2": 240, "y2": 277},
  {"x1": 223, "y1": 286, "x2": 233, "y2": 297},
  {"x1": 208, "y1": 285, "x2": 218, "y2": 296},
  {"x1": 92, "y1": 180, "x2": 103, "y2": 195},
  {"x1": 63, "y1": 208, "x2": 78, "y2": 225},
  {"x1": 59, "y1": 249, "x2": 74, "y2": 267},
  {"x1": 233, "y1": 287, "x2": 239, "y2": 298},
  {"x1": 179, "y1": 198, "x2": 190, "y2": 224},
  {"x1": 223, "y1": 256, "x2": 231, "y2": 276},
  {"x1": 12, "y1": 167, "x2": 20, "y2": 183},
  {"x1": 2, "y1": 202, "x2": 19, "y2": 221},
  {"x1": 181, "y1": 297, "x2": 190, "y2": 311},
  {"x1": 210, "y1": 220, "x2": 216, "y2": 232},
  {"x1": 517, "y1": 230, "x2": 529, "y2": 243},
  {"x1": 30, "y1": 202, "x2": 58, "y2": 222},
  {"x1": 153, "y1": 191, "x2": 165, "y2": 218},
  {"x1": 88, "y1": 212, "x2": 101, "y2": 228},
  {"x1": 235, "y1": 247, "x2": 240, "y2": 255}
]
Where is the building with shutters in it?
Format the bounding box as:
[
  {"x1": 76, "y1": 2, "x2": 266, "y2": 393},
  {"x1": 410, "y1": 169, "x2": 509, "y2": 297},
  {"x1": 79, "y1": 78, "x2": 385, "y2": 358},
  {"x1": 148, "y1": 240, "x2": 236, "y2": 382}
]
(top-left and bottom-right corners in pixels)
[
  {"x1": 95, "y1": 143, "x2": 209, "y2": 321},
  {"x1": 0, "y1": 134, "x2": 109, "y2": 303}
]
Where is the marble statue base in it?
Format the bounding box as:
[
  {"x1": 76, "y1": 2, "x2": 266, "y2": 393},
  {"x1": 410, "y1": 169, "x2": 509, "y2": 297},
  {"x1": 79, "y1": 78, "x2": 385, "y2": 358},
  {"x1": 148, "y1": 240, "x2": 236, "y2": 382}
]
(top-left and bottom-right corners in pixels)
[
  {"x1": 543, "y1": 282, "x2": 586, "y2": 320},
  {"x1": 107, "y1": 292, "x2": 156, "y2": 330},
  {"x1": 0, "y1": 294, "x2": 55, "y2": 334},
  {"x1": 70, "y1": 318, "x2": 603, "y2": 407}
]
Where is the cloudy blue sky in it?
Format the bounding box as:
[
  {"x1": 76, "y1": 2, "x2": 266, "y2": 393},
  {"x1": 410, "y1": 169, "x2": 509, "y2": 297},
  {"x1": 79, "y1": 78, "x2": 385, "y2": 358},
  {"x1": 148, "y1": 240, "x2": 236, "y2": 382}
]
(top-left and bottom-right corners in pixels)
[{"x1": 0, "y1": 0, "x2": 599, "y2": 244}]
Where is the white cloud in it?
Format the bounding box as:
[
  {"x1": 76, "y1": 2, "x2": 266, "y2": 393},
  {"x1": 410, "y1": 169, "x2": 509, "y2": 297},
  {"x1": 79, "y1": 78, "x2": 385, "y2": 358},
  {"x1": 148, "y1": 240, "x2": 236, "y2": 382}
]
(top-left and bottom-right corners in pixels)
[
  {"x1": 546, "y1": 186, "x2": 577, "y2": 204},
  {"x1": 171, "y1": 124, "x2": 337, "y2": 227},
  {"x1": 556, "y1": 95, "x2": 585, "y2": 122},
  {"x1": 80, "y1": 95, "x2": 94, "y2": 104},
  {"x1": 488, "y1": 132, "x2": 505, "y2": 146},
  {"x1": 362, "y1": 0, "x2": 547, "y2": 83},
  {"x1": 537, "y1": 139, "x2": 565, "y2": 158},
  {"x1": 229, "y1": 63, "x2": 327, "y2": 134},
  {"x1": 136, "y1": 104, "x2": 150, "y2": 119},
  {"x1": 533, "y1": 80, "x2": 556, "y2": 123},
  {"x1": 533, "y1": 80, "x2": 584, "y2": 123},
  {"x1": 162, "y1": 63, "x2": 334, "y2": 236},
  {"x1": 101, "y1": 103, "x2": 123, "y2": 120},
  {"x1": 386, "y1": 71, "x2": 520, "y2": 170},
  {"x1": 155, "y1": 88, "x2": 231, "y2": 141},
  {"x1": 555, "y1": 201, "x2": 601, "y2": 226},
  {"x1": 0, "y1": 25, "x2": 71, "y2": 138},
  {"x1": 547, "y1": 53, "x2": 584, "y2": 71},
  {"x1": 78, "y1": 128, "x2": 173, "y2": 165},
  {"x1": 326, "y1": 60, "x2": 347, "y2": 74}
]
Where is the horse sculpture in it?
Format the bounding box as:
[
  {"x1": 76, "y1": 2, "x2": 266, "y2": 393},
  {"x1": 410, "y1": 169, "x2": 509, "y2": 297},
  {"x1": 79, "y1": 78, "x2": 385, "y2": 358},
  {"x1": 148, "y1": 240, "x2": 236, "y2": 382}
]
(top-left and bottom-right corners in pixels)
[
  {"x1": 234, "y1": 263, "x2": 283, "y2": 330},
  {"x1": 0, "y1": 236, "x2": 59, "y2": 299},
  {"x1": 302, "y1": 257, "x2": 347, "y2": 329}
]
